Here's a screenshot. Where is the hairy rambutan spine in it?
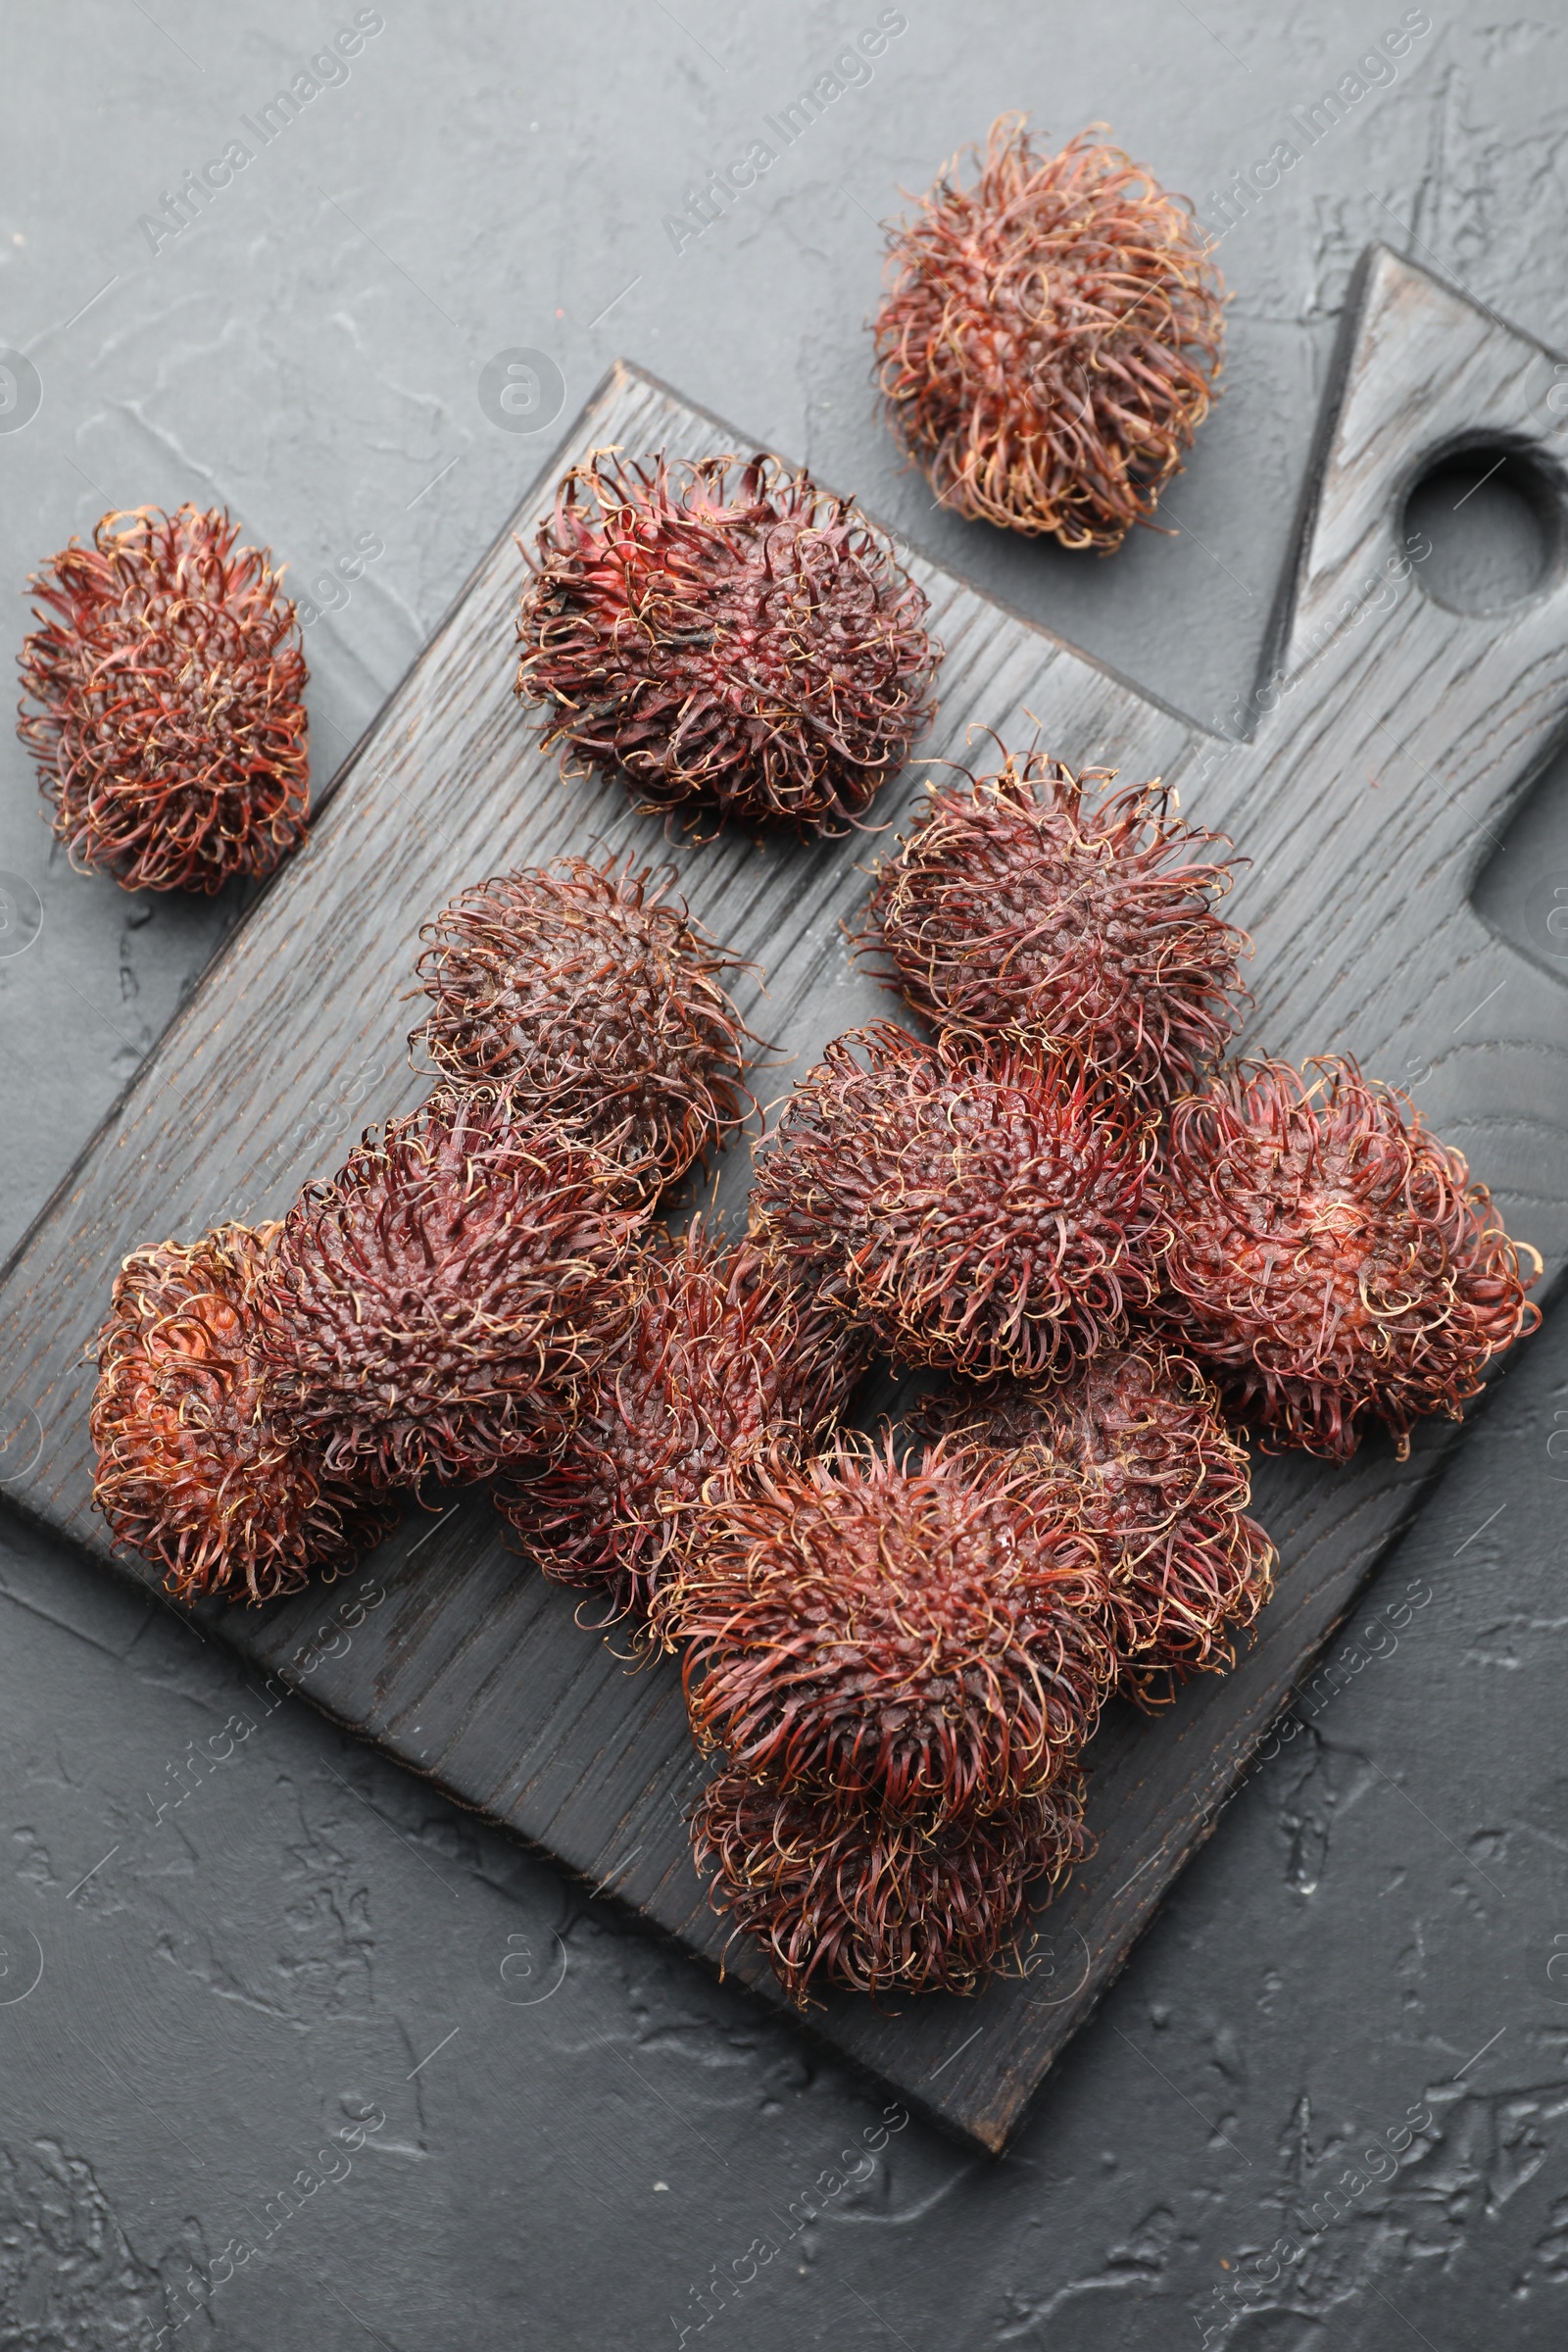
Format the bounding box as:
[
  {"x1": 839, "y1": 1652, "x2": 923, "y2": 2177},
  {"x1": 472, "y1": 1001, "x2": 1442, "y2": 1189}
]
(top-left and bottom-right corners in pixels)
[
  {"x1": 515, "y1": 451, "x2": 939, "y2": 834},
  {"x1": 90, "y1": 1221, "x2": 396, "y2": 1604},
  {"x1": 491, "y1": 1227, "x2": 863, "y2": 1623},
  {"x1": 750, "y1": 1021, "x2": 1164, "y2": 1379},
  {"x1": 17, "y1": 505, "x2": 309, "y2": 891},
  {"x1": 1158, "y1": 1057, "x2": 1541, "y2": 1459},
  {"x1": 411, "y1": 854, "x2": 757, "y2": 1189},
  {"x1": 257, "y1": 1082, "x2": 649, "y2": 1488},
  {"x1": 874, "y1": 117, "x2": 1224, "y2": 550},
  {"x1": 659, "y1": 1436, "x2": 1113, "y2": 1822},
  {"x1": 692, "y1": 1764, "x2": 1090, "y2": 2002},
  {"x1": 859, "y1": 746, "x2": 1247, "y2": 1106}
]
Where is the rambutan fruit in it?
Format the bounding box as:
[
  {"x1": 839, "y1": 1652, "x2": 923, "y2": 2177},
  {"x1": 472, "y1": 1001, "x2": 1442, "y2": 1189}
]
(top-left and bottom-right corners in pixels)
[
  {"x1": 514, "y1": 451, "x2": 939, "y2": 835},
  {"x1": 658, "y1": 1437, "x2": 1113, "y2": 1821},
  {"x1": 749, "y1": 1021, "x2": 1163, "y2": 1380},
  {"x1": 873, "y1": 117, "x2": 1225, "y2": 551},
  {"x1": 90, "y1": 1222, "x2": 397, "y2": 1605},
  {"x1": 411, "y1": 855, "x2": 755, "y2": 1191},
  {"x1": 692, "y1": 1764, "x2": 1089, "y2": 2002},
  {"x1": 860, "y1": 748, "x2": 1246, "y2": 1106},
  {"x1": 1157, "y1": 1057, "x2": 1542, "y2": 1460},
  {"x1": 491, "y1": 1228, "x2": 864, "y2": 1623},
  {"x1": 17, "y1": 505, "x2": 309, "y2": 892},
  {"x1": 911, "y1": 1340, "x2": 1275, "y2": 1697},
  {"x1": 257, "y1": 1082, "x2": 648, "y2": 1489}
]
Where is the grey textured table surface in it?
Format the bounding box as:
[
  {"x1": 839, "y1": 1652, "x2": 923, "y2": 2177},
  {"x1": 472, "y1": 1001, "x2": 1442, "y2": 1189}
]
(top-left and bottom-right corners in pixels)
[{"x1": 3, "y1": 5, "x2": 1567, "y2": 2345}]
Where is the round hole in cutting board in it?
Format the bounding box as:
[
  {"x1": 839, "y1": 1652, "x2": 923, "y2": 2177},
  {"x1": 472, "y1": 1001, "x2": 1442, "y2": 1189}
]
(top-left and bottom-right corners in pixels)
[{"x1": 1401, "y1": 445, "x2": 1562, "y2": 613}]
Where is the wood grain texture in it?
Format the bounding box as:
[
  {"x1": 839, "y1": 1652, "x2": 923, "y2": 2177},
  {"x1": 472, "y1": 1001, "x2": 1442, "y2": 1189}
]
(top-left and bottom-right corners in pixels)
[{"x1": 2, "y1": 243, "x2": 1564, "y2": 2153}]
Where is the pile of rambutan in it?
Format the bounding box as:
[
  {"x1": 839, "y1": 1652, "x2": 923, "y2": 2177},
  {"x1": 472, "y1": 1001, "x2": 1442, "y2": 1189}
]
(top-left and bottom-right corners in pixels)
[
  {"x1": 656, "y1": 1437, "x2": 1107, "y2": 1997},
  {"x1": 78, "y1": 429, "x2": 1541, "y2": 2022},
  {"x1": 87, "y1": 853, "x2": 827, "y2": 1608},
  {"x1": 654, "y1": 738, "x2": 1538, "y2": 2004},
  {"x1": 846, "y1": 742, "x2": 1536, "y2": 1471}
]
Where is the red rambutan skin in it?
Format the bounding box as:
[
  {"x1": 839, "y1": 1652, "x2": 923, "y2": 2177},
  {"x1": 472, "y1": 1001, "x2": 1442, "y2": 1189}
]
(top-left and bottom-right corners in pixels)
[
  {"x1": 749, "y1": 1021, "x2": 1164, "y2": 1380},
  {"x1": 873, "y1": 117, "x2": 1225, "y2": 551},
  {"x1": 911, "y1": 1340, "x2": 1275, "y2": 1699},
  {"x1": 514, "y1": 451, "x2": 939, "y2": 835},
  {"x1": 257, "y1": 1083, "x2": 649, "y2": 1490},
  {"x1": 692, "y1": 1763, "x2": 1090, "y2": 2003},
  {"x1": 1157, "y1": 1058, "x2": 1542, "y2": 1460},
  {"x1": 90, "y1": 1222, "x2": 397, "y2": 1605},
  {"x1": 491, "y1": 1227, "x2": 863, "y2": 1623},
  {"x1": 411, "y1": 855, "x2": 756, "y2": 1190},
  {"x1": 17, "y1": 505, "x2": 309, "y2": 892},
  {"x1": 860, "y1": 748, "x2": 1247, "y2": 1107},
  {"x1": 657, "y1": 1437, "x2": 1114, "y2": 1823}
]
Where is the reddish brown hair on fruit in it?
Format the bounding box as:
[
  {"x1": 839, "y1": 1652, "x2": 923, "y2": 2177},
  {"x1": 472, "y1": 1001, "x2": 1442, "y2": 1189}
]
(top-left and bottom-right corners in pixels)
[
  {"x1": 18, "y1": 505, "x2": 309, "y2": 892},
  {"x1": 912, "y1": 1340, "x2": 1275, "y2": 1699},
  {"x1": 515, "y1": 451, "x2": 939, "y2": 834},
  {"x1": 492, "y1": 1229, "x2": 862, "y2": 1623},
  {"x1": 692, "y1": 1764, "x2": 1089, "y2": 2002},
  {"x1": 874, "y1": 117, "x2": 1224, "y2": 550},
  {"x1": 412, "y1": 856, "x2": 756, "y2": 1191},
  {"x1": 90, "y1": 1222, "x2": 396, "y2": 1605},
  {"x1": 861, "y1": 748, "x2": 1246, "y2": 1107},
  {"x1": 749, "y1": 1021, "x2": 1163, "y2": 1380},
  {"x1": 1158, "y1": 1057, "x2": 1541, "y2": 1460},
  {"x1": 658, "y1": 1437, "x2": 1113, "y2": 1821},
  {"x1": 257, "y1": 1083, "x2": 648, "y2": 1489}
]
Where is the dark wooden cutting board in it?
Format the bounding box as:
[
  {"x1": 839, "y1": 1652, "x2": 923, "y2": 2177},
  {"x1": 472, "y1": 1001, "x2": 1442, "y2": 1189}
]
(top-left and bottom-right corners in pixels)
[{"x1": 3, "y1": 244, "x2": 1565, "y2": 2154}]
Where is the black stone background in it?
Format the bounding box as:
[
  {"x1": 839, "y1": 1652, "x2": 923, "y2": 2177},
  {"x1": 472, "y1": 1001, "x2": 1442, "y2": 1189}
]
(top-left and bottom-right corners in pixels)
[{"x1": 2, "y1": 5, "x2": 1566, "y2": 2345}]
